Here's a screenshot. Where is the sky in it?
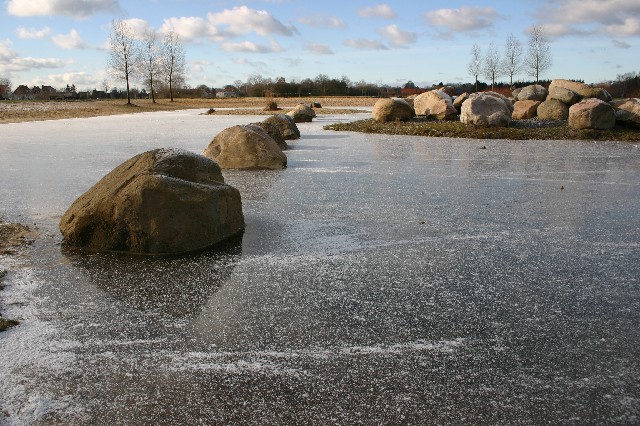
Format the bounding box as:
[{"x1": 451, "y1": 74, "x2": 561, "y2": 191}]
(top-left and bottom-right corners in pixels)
[{"x1": 1, "y1": 0, "x2": 639, "y2": 91}]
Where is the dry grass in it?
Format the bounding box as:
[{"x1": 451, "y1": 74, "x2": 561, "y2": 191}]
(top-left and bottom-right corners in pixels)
[
  {"x1": 0, "y1": 97, "x2": 377, "y2": 124},
  {"x1": 325, "y1": 117, "x2": 640, "y2": 142}
]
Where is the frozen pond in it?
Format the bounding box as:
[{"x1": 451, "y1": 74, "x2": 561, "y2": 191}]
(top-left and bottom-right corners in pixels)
[{"x1": 1, "y1": 109, "x2": 639, "y2": 424}]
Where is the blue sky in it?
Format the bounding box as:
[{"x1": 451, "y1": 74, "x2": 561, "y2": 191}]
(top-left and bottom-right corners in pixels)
[{"x1": 1, "y1": 0, "x2": 639, "y2": 91}]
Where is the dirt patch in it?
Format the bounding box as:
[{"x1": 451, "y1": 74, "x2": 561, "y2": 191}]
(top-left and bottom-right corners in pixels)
[{"x1": 0, "y1": 221, "x2": 38, "y2": 331}]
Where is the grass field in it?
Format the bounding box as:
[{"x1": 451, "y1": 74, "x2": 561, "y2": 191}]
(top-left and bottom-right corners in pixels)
[{"x1": 0, "y1": 97, "x2": 376, "y2": 124}]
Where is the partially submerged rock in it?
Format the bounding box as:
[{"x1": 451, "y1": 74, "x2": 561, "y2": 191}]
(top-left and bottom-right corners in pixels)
[
  {"x1": 372, "y1": 98, "x2": 415, "y2": 122},
  {"x1": 203, "y1": 124, "x2": 287, "y2": 170},
  {"x1": 413, "y1": 91, "x2": 457, "y2": 120},
  {"x1": 59, "y1": 148, "x2": 244, "y2": 255},
  {"x1": 249, "y1": 121, "x2": 287, "y2": 150},
  {"x1": 262, "y1": 114, "x2": 301, "y2": 140},
  {"x1": 286, "y1": 103, "x2": 316, "y2": 123},
  {"x1": 460, "y1": 93, "x2": 512, "y2": 127},
  {"x1": 568, "y1": 98, "x2": 616, "y2": 130}
]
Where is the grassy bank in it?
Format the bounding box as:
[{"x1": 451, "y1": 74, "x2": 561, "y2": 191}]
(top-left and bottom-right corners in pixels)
[
  {"x1": 0, "y1": 97, "x2": 376, "y2": 124},
  {"x1": 324, "y1": 117, "x2": 640, "y2": 142}
]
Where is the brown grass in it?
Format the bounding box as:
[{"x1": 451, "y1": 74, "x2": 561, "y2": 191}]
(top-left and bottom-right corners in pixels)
[{"x1": 0, "y1": 97, "x2": 377, "y2": 124}]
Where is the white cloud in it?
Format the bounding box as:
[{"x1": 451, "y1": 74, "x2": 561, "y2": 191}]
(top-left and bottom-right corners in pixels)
[
  {"x1": 7, "y1": 0, "x2": 119, "y2": 19},
  {"x1": 16, "y1": 26, "x2": 51, "y2": 39},
  {"x1": 307, "y1": 43, "x2": 333, "y2": 55},
  {"x1": 122, "y1": 18, "x2": 154, "y2": 40},
  {"x1": 343, "y1": 38, "x2": 388, "y2": 50},
  {"x1": 52, "y1": 29, "x2": 87, "y2": 49},
  {"x1": 208, "y1": 6, "x2": 295, "y2": 37},
  {"x1": 536, "y1": 0, "x2": 640, "y2": 37},
  {"x1": 425, "y1": 7, "x2": 499, "y2": 34},
  {"x1": 221, "y1": 39, "x2": 284, "y2": 53},
  {"x1": 36, "y1": 71, "x2": 101, "y2": 88},
  {"x1": 232, "y1": 58, "x2": 269, "y2": 70},
  {"x1": 358, "y1": 4, "x2": 396, "y2": 19},
  {"x1": 0, "y1": 39, "x2": 68, "y2": 74},
  {"x1": 161, "y1": 17, "x2": 222, "y2": 42},
  {"x1": 160, "y1": 6, "x2": 296, "y2": 44},
  {"x1": 376, "y1": 24, "x2": 417, "y2": 47},
  {"x1": 298, "y1": 14, "x2": 346, "y2": 29}
]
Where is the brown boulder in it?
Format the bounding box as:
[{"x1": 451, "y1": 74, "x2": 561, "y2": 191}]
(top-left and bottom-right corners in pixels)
[
  {"x1": 568, "y1": 98, "x2": 616, "y2": 130},
  {"x1": 460, "y1": 93, "x2": 512, "y2": 127},
  {"x1": 548, "y1": 86, "x2": 582, "y2": 106},
  {"x1": 286, "y1": 103, "x2": 316, "y2": 123},
  {"x1": 512, "y1": 100, "x2": 541, "y2": 120},
  {"x1": 453, "y1": 92, "x2": 469, "y2": 113},
  {"x1": 372, "y1": 98, "x2": 415, "y2": 122},
  {"x1": 59, "y1": 148, "x2": 244, "y2": 255},
  {"x1": 249, "y1": 122, "x2": 287, "y2": 150},
  {"x1": 613, "y1": 98, "x2": 640, "y2": 128},
  {"x1": 262, "y1": 114, "x2": 300, "y2": 140},
  {"x1": 537, "y1": 99, "x2": 569, "y2": 120},
  {"x1": 414, "y1": 91, "x2": 458, "y2": 120},
  {"x1": 516, "y1": 84, "x2": 548, "y2": 101},
  {"x1": 549, "y1": 79, "x2": 611, "y2": 102},
  {"x1": 203, "y1": 125, "x2": 287, "y2": 170}
]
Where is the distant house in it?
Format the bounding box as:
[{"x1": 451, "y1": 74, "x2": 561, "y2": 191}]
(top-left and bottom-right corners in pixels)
[
  {"x1": 216, "y1": 89, "x2": 239, "y2": 98},
  {"x1": 13, "y1": 85, "x2": 32, "y2": 100}
]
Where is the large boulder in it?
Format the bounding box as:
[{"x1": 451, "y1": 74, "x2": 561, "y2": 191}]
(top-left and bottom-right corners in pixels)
[
  {"x1": 537, "y1": 99, "x2": 569, "y2": 120},
  {"x1": 203, "y1": 125, "x2": 287, "y2": 170},
  {"x1": 59, "y1": 148, "x2": 244, "y2": 255},
  {"x1": 568, "y1": 98, "x2": 616, "y2": 130},
  {"x1": 548, "y1": 86, "x2": 582, "y2": 106},
  {"x1": 549, "y1": 79, "x2": 611, "y2": 102},
  {"x1": 413, "y1": 91, "x2": 458, "y2": 120},
  {"x1": 262, "y1": 114, "x2": 300, "y2": 140},
  {"x1": 372, "y1": 98, "x2": 415, "y2": 122},
  {"x1": 286, "y1": 103, "x2": 316, "y2": 123},
  {"x1": 512, "y1": 100, "x2": 541, "y2": 120},
  {"x1": 516, "y1": 84, "x2": 548, "y2": 102},
  {"x1": 460, "y1": 93, "x2": 512, "y2": 127},
  {"x1": 453, "y1": 92, "x2": 469, "y2": 113},
  {"x1": 480, "y1": 91, "x2": 514, "y2": 113},
  {"x1": 249, "y1": 121, "x2": 287, "y2": 150},
  {"x1": 613, "y1": 98, "x2": 640, "y2": 128}
]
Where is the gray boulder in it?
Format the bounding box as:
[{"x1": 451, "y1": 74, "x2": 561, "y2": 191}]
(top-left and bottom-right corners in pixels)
[
  {"x1": 537, "y1": 99, "x2": 569, "y2": 120},
  {"x1": 517, "y1": 84, "x2": 548, "y2": 101},
  {"x1": 548, "y1": 86, "x2": 582, "y2": 106},
  {"x1": 286, "y1": 103, "x2": 316, "y2": 123},
  {"x1": 413, "y1": 91, "x2": 457, "y2": 120},
  {"x1": 59, "y1": 148, "x2": 244, "y2": 255},
  {"x1": 512, "y1": 100, "x2": 541, "y2": 120},
  {"x1": 203, "y1": 125, "x2": 287, "y2": 170},
  {"x1": 568, "y1": 98, "x2": 616, "y2": 130},
  {"x1": 372, "y1": 98, "x2": 415, "y2": 122},
  {"x1": 460, "y1": 93, "x2": 512, "y2": 127},
  {"x1": 262, "y1": 114, "x2": 300, "y2": 140}
]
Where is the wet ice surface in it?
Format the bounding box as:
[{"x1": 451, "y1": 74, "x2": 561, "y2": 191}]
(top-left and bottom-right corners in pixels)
[{"x1": 1, "y1": 109, "x2": 639, "y2": 424}]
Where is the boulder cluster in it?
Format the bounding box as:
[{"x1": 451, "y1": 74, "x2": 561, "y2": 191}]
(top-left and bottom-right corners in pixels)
[
  {"x1": 374, "y1": 79, "x2": 639, "y2": 130},
  {"x1": 59, "y1": 104, "x2": 312, "y2": 255}
]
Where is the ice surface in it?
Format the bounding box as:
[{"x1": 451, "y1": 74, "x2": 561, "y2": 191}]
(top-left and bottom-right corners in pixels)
[{"x1": 1, "y1": 109, "x2": 639, "y2": 424}]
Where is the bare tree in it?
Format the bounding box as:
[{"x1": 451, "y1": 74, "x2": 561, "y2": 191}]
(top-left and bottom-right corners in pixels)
[
  {"x1": 502, "y1": 33, "x2": 523, "y2": 86},
  {"x1": 467, "y1": 44, "x2": 482, "y2": 92},
  {"x1": 524, "y1": 25, "x2": 552, "y2": 83},
  {"x1": 108, "y1": 20, "x2": 139, "y2": 104},
  {"x1": 483, "y1": 42, "x2": 501, "y2": 91},
  {"x1": 140, "y1": 28, "x2": 160, "y2": 103},
  {"x1": 161, "y1": 28, "x2": 186, "y2": 102}
]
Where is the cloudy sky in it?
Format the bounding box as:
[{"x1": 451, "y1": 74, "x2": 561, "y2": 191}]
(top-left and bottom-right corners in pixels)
[{"x1": 1, "y1": 0, "x2": 638, "y2": 91}]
